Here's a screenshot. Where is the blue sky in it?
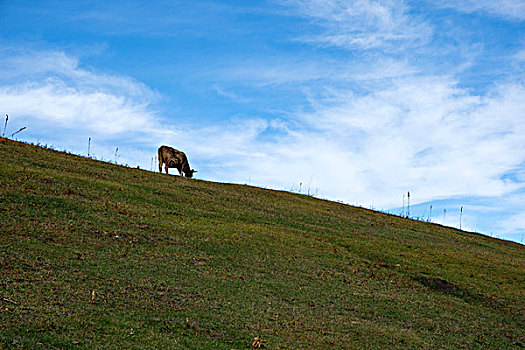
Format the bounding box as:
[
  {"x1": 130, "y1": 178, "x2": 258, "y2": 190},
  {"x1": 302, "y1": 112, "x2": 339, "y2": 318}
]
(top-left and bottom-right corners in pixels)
[{"x1": 1, "y1": 0, "x2": 525, "y2": 243}]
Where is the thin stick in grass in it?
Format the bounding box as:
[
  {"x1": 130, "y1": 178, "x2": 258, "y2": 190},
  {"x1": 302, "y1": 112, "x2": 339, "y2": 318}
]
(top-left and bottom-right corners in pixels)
[
  {"x1": 3, "y1": 114, "x2": 8, "y2": 137},
  {"x1": 11, "y1": 126, "x2": 26, "y2": 138}
]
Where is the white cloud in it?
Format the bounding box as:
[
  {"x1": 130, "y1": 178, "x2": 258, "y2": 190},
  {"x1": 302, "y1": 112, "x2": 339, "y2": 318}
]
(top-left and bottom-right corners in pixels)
[
  {"x1": 280, "y1": 0, "x2": 432, "y2": 50},
  {"x1": 436, "y1": 0, "x2": 525, "y2": 21},
  {"x1": 0, "y1": 50, "x2": 179, "y2": 166},
  {"x1": 211, "y1": 84, "x2": 252, "y2": 103},
  {"x1": 224, "y1": 56, "x2": 418, "y2": 87},
  {"x1": 0, "y1": 49, "x2": 155, "y2": 99},
  {"x1": 0, "y1": 50, "x2": 160, "y2": 132},
  {"x1": 1, "y1": 82, "x2": 154, "y2": 134},
  {"x1": 192, "y1": 77, "x2": 525, "y2": 210}
]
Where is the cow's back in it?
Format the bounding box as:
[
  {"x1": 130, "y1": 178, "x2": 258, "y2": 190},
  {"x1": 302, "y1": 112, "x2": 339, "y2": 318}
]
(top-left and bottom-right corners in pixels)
[{"x1": 159, "y1": 145, "x2": 187, "y2": 164}]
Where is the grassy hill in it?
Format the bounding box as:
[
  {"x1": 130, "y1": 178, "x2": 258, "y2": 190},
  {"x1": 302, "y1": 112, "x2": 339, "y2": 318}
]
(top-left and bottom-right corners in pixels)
[{"x1": 1, "y1": 138, "x2": 524, "y2": 349}]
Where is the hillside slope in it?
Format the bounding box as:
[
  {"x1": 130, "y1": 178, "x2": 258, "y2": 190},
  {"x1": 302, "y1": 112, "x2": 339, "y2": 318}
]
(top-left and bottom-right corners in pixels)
[{"x1": 1, "y1": 138, "x2": 524, "y2": 349}]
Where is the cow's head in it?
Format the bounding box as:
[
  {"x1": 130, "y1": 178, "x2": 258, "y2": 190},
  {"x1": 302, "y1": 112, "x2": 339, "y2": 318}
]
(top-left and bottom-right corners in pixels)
[{"x1": 184, "y1": 169, "x2": 197, "y2": 178}]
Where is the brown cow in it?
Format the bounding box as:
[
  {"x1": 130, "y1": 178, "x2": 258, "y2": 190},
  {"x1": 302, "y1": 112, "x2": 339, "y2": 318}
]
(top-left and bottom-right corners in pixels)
[{"x1": 158, "y1": 145, "x2": 197, "y2": 178}]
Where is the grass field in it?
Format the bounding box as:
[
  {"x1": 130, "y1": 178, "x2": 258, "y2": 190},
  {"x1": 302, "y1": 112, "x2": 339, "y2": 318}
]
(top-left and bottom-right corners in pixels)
[{"x1": 1, "y1": 137, "x2": 524, "y2": 349}]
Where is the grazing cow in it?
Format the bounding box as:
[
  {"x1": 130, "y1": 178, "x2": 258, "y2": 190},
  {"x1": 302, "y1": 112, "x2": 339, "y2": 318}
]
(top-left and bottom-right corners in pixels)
[{"x1": 158, "y1": 145, "x2": 197, "y2": 178}]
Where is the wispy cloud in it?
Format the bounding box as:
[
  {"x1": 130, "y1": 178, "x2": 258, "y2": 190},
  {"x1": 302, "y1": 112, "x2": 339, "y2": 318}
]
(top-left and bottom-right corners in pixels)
[
  {"x1": 1, "y1": 83, "x2": 153, "y2": 134},
  {"x1": 222, "y1": 55, "x2": 418, "y2": 88},
  {"x1": 436, "y1": 0, "x2": 525, "y2": 21},
  {"x1": 211, "y1": 84, "x2": 252, "y2": 104},
  {"x1": 202, "y1": 77, "x2": 525, "y2": 209},
  {"x1": 0, "y1": 49, "x2": 175, "y2": 164},
  {"x1": 279, "y1": 0, "x2": 432, "y2": 50},
  {"x1": 0, "y1": 49, "x2": 156, "y2": 100}
]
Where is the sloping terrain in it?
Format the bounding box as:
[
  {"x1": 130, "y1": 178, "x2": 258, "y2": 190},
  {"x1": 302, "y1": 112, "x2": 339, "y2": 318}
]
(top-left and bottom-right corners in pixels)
[{"x1": 1, "y1": 138, "x2": 524, "y2": 349}]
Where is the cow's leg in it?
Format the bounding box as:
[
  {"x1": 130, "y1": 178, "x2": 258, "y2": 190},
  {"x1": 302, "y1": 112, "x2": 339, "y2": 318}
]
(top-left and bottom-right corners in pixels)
[
  {"x1": 158, "y1": 149, "x2": 164, "y2": 173},
  {"x1": 180, "y1": 161, "x2": 187, "y2": 176}
]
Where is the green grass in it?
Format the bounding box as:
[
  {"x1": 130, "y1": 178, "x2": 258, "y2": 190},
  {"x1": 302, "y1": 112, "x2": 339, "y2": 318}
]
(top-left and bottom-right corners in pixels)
[{"x1": 1, "y1": 138, "x2": 524, "y2": 349}]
